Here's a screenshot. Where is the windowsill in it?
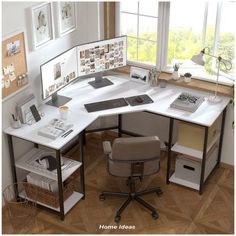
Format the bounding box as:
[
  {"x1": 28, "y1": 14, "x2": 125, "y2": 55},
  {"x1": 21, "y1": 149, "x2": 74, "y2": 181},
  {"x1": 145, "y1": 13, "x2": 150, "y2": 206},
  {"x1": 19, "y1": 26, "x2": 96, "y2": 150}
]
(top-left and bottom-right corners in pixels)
[
  {"x1": 164, "y1": 64, "x2": 234, "y2": 87},
  {"x1": 115, "y1": 65, "x2": 234, "y2": 98}
]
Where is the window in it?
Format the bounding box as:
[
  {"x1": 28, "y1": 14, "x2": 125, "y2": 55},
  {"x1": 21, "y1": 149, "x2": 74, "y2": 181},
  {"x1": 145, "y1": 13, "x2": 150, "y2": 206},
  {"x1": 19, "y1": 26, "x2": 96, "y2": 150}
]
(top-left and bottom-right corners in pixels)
[
  {"x1": 117, "y1": 1, "x2": 235, "y2": 85},
  {"x1": 168, "y1": 1, "x2": 235, "y2": 84},
  {"x1": 119, "y1": 1, "x2": 158, "y2": 66}
]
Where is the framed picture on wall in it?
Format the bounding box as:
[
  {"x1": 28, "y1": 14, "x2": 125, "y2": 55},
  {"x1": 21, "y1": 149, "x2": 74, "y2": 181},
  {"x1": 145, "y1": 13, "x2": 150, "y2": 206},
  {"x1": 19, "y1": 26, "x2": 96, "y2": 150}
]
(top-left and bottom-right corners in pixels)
[
  {"x1": 54, "y1": 2, "x2": 77, "y2": 38},
  {"x1": 31, "y1": 2, "x2": 54, "y2": 50}
]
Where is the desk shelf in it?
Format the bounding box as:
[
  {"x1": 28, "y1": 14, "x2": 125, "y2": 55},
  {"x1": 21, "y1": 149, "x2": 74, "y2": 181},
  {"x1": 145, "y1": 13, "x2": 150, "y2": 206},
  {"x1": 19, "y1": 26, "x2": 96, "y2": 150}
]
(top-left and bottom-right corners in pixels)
[
  {"x1": 169, "y1": 173, "x2": 200, "y2": 190},
  {"x1": 19, "y1": 190, "x2": 83, "y2": 214},
  {"x1": 171, "y1": 133, "x2": 220, "y2": 159},
  {"x1": 15, "y1": 148, "x2": 82, "y2": 182}
]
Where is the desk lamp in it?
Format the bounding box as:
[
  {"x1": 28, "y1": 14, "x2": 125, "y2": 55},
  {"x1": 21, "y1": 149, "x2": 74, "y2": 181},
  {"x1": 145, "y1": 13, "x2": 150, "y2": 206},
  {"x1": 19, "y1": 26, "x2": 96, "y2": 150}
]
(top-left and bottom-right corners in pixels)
[{"x1": 191, "y1": 47, "x2": 232, "y2": 103}]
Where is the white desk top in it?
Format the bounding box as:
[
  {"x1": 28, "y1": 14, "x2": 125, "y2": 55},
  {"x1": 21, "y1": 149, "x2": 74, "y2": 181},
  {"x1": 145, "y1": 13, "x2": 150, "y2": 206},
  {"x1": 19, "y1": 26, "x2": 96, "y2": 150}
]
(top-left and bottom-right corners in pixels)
[{"x1": 4, "y1": 74, "x2": 230, "y2": 150}]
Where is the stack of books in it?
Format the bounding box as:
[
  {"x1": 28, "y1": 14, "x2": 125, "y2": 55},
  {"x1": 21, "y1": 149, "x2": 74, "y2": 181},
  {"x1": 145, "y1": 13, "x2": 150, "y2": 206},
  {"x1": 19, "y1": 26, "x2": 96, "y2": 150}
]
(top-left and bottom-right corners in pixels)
[{"x1": 26, "y1": 172, "x2": 58, "y2": 192}]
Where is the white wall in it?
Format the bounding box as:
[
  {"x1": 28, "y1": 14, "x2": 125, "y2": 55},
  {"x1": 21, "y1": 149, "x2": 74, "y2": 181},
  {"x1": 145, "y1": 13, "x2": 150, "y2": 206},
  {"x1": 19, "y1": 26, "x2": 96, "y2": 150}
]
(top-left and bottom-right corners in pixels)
[{"x1": 1, "y1": 2, "x2": 102, "y2": 195}]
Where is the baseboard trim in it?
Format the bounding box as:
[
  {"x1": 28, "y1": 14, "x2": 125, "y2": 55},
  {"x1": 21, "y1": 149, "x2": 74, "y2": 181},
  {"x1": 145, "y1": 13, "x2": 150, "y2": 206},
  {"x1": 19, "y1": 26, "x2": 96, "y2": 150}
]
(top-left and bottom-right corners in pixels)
[{"x1": 220, "y1": 162, "x2": 234, "y2": 170}]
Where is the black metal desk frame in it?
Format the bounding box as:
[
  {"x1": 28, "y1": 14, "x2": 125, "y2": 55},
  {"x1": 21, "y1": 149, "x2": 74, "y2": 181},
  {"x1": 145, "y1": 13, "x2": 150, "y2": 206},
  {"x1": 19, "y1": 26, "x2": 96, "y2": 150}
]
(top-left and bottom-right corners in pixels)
[
  {"x1": 6, "y1": 106, "x2": 227, "y2": 221},
  {"x1": 85, "y1": 107, "x2": 227, "y2": 195}
]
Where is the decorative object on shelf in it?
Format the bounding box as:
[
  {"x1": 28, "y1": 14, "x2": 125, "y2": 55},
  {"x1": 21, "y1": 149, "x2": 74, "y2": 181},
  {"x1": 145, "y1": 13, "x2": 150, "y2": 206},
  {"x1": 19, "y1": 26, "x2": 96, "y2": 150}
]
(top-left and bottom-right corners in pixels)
[
  {"x1": 191, "y1": 47, "x2": 232, "y2": 104},
  {"x1": 172, "y1": 63, "x2": 180, "y2": 80},
  {"x1": 149, "y1": 67, "x2": 160, "y2": 87},
  {"x1": 184, "y1": 72, "x2": 192, "y2": 83},
  {"x1": 30, "y1": 2, "x2": 54, "y2": 50},
  {"x1": 130, "y1": 66, "x2": 149, "y2": 84},
  {"x1": 54, "y1": 2, "x2": 77, "y2": 38},
  {"x1": 2, "y1": 31, "x2": 28, "y2": 100}
]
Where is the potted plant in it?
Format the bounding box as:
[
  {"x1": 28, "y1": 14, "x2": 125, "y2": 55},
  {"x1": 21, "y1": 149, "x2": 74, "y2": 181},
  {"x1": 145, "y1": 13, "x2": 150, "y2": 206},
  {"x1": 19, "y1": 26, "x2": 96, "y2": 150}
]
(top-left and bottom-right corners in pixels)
[
  {"x1": 184, "y1": 72, "x2": 192, "y2": 83},
  {"x1": 172, "y1": 63, "x2": 180, "y2": 80}
]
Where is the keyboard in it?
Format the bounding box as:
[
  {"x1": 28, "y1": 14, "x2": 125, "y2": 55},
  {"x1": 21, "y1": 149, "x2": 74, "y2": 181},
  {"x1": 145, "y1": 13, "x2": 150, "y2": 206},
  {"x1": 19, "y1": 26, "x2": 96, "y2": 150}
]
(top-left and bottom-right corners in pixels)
[{"x1": 84, "y1": 98, "x2": 128, "y2": 113}]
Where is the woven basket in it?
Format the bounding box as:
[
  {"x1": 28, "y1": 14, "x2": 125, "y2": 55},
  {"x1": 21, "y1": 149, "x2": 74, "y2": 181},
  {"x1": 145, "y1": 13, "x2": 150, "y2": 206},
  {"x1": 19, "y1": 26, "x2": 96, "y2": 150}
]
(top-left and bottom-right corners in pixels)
[{"x1": 23, "y1": 181, "x2": 73, "y2": 208}]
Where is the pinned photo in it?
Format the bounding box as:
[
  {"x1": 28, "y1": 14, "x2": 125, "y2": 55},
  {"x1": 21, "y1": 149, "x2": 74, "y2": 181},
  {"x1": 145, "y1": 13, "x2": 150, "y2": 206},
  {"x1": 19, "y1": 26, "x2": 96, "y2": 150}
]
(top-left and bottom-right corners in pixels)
[
  {"x1": 54, "y1": 62, "x2": 61, "y2": 80},
  {"x1": 80, "y1": 51, "x2": 85, "y2": 58},
  {"x1": 85, "y1": 50, "x2": 90, "y2": 58},
  {"x1": 104, "y1": 44, "x2": 109, "y2": 53},
  {"x1": 2, "y1": 79, "x2": 5, "y2": 89},
  {"x1": 6, "y1": 40, "x2": 21, "y2": 56},
  {"x1": 4, "y1": 79, "x2": 11, "y2": 88},
  {"x1": 9, "y1": 72, "x2": 16, "y2": 82}
]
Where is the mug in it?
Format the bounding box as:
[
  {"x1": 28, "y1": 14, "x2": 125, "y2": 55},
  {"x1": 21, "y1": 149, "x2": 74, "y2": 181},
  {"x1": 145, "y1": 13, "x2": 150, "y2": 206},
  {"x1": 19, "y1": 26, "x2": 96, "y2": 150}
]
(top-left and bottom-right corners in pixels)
[{"x1": 59, "y1": 106, "x2": 70, "y2": 120}]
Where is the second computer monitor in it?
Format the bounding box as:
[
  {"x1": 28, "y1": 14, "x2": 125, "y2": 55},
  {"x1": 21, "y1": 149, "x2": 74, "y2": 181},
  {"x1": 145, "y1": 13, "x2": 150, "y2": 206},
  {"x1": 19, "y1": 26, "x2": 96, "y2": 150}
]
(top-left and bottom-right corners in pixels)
[{"x1": 77, "y1": 36, "x2": 127, "y2": 88}]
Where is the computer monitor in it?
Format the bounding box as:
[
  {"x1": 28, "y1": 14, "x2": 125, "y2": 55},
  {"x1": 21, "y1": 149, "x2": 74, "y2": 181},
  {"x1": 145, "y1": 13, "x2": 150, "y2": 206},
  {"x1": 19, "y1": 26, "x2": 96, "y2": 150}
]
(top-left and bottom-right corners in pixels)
[
  {"x1": 77, "y1": 36, "x2": 127, "y2": 88},
  {"x1": 40, "y1": 36, "x2": 127, "y2": 107},
  {"x1": 40, "y1": 47, "x2": 78, "y2": 107}
]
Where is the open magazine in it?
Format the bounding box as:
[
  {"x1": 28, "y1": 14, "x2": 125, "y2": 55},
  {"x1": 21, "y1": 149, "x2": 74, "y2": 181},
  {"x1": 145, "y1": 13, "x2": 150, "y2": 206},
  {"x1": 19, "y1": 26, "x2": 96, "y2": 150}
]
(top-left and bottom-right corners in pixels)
[{"x1": 38, "y1": 118, "x2": 73, "y2": 139}]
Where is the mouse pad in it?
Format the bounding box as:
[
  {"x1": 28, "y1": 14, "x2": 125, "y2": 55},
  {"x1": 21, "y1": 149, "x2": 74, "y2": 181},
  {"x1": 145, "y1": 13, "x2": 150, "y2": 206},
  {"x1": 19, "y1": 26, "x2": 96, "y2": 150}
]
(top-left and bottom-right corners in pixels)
[{"x1": 125, "y1": 94, "x2": 154, "y2": 106}]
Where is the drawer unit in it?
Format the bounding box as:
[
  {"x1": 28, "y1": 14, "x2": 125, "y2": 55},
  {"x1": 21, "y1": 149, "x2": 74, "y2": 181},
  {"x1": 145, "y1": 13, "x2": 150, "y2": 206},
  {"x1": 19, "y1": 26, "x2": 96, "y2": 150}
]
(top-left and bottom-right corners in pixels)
[
  {"x1": 175, "y1": 144, "x2": 218, "y2": 184},
  {"x1": 177, "y1": 116, "x2": 220, "y2": 151}
]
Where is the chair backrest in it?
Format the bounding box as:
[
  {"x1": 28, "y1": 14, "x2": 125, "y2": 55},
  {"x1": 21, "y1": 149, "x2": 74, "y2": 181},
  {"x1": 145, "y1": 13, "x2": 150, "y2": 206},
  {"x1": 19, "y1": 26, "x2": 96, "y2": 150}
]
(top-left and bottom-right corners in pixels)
[{"x1": 108, "y1": 136, "x2": 161, "y2": 177}]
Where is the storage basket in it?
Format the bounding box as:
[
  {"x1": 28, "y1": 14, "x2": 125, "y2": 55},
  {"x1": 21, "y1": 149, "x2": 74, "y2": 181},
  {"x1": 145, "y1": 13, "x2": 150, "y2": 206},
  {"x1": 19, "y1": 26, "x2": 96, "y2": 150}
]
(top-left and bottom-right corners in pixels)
[{"x1": 23, "y1": 181, "x2": 73, "y2": 208}]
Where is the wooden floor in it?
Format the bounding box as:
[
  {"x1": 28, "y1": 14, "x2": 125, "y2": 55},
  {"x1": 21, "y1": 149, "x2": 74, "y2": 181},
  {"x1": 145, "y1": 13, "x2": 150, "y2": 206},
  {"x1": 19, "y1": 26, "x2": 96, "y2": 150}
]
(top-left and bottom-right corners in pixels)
[{"x1": 2, "y1": 132, "x2": 234, "y2": 234}]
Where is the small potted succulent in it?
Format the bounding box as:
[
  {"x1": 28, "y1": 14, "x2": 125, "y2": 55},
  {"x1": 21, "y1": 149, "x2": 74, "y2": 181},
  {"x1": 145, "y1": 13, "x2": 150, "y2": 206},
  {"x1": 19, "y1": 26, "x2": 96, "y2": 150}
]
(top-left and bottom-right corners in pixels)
[
  {"x1": 184, "y1": 72, "x2": 192, "y2": 83},
  {"x1": 172, "y1": 63, "x2": 180, "y2": 80}
]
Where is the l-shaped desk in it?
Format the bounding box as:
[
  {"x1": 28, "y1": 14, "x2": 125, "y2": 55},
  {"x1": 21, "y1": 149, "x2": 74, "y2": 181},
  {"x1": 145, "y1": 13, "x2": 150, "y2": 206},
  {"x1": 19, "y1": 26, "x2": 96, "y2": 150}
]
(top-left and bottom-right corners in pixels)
[{"x1": 4, "y1": 73, "x2": 230, "y2": 220}]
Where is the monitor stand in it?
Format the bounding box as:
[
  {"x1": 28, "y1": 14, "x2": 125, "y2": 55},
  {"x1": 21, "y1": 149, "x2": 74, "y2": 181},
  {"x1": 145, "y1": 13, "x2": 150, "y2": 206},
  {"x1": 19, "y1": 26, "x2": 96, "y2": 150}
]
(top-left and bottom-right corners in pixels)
[
  {"x1": 46, "y1": 93, "x2": 71, "y2": 107},
  {"x1": 88, "y1": 76, "x2": 113, "y2": 89}
]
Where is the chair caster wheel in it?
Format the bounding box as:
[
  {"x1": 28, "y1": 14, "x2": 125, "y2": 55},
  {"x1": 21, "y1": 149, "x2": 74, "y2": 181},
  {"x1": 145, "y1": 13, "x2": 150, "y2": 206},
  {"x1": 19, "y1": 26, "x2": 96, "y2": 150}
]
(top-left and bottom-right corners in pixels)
[
  {"x1": 152, "y1": 212, "x2": 159, "y2": 220},
  {"x1": 156, "y1": 189, "x2": 163, "y2": 196},
  {"x1": 99, "y1": 194, "x2": 105, "y2": 201},
  {"x1": 115, "y1": 215, "x2": 121, "y2": 223}
]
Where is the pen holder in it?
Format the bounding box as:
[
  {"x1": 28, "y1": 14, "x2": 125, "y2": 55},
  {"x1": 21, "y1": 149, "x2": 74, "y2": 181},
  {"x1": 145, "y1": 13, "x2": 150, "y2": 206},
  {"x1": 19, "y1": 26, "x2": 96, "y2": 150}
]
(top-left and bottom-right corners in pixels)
[{"x1": 11, "y1": 119, "x2": 22, "y2": 129}]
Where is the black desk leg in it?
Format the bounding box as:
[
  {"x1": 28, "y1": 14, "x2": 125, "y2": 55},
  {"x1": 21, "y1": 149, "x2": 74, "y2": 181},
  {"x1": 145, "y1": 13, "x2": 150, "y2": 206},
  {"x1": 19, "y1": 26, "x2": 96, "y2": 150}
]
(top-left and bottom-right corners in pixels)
[
  {"x1": 79, "y1": 131, "x2": 85, "y2": 199},
  {"x1": 83, "y1": 130, "x2": 86, "y2": 146},
  {"x1": 217, "y1": 107, "x2": 227, "y2": 166},
  {"x1": 7, "y1": 134, "x2": 18, "y2": 196},
  {"x1": 118, "y1": 114, "x2": 122, "y2": 137},
  {"x1": 199, "y1": 127, "x2": 208, "y2": 195},
  {"x1": 56, "y1": 149, "x2": 64, "y2": 220},
  {"x1": 166, "y1": 118, "x2": 174, "y2": 184}
]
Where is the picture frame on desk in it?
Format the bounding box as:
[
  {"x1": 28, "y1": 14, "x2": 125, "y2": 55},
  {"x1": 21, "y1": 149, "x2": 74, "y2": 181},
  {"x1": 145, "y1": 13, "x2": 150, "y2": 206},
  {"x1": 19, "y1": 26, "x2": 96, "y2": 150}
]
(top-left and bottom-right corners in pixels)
[
  {"x1": 130, "y1": 66, "x2": 149, "y2": 84},
  {"x1": 54, "y1": 2, "x2": 77, "y2": 38},
  {"x1": 30, "y1": 2, "x2": 54, "y2": 50}
]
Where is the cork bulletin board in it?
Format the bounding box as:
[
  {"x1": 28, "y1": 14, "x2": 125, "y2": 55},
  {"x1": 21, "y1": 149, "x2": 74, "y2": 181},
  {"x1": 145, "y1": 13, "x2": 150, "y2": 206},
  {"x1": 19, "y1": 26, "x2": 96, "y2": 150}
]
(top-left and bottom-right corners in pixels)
[{"x1": 2, "y1": 32, "x2": 28, "y2": 99}]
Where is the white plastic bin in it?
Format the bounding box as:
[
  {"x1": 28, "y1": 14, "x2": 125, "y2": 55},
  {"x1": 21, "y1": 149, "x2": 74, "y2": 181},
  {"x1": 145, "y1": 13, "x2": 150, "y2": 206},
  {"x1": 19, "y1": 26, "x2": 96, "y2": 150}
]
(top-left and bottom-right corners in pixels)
[{"x1": 175, "y1": 144, "x2": 218, "y2": 184}]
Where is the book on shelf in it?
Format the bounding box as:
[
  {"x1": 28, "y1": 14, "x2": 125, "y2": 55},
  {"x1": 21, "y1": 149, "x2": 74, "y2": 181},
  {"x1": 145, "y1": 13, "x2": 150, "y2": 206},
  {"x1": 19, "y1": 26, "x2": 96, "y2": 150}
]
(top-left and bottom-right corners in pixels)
[{"x1": 27, "y1": 172, "x2": 58, "y2": 192}]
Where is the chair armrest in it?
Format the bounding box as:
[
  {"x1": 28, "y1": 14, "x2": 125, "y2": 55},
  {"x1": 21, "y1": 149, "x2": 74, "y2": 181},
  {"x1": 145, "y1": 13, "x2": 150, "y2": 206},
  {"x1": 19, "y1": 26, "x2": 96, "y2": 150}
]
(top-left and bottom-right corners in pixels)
[{"x1": 103, "y1": 141, "x2": 112, "y2": 155}]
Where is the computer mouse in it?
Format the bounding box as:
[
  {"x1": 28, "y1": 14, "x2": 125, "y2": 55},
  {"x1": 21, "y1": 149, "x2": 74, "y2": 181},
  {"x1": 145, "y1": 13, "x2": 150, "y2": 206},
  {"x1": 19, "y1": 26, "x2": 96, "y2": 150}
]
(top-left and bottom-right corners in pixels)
[{"x1": 135, "y1": 96, "x2": 144, "y2": 103}]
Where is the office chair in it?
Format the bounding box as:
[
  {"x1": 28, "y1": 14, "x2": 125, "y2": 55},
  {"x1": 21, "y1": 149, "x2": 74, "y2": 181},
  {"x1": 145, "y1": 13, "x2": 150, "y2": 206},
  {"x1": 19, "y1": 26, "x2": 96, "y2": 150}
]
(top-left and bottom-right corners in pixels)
[{"x1": 100, "y1": 136, "x2": 163, "y2": 223}]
